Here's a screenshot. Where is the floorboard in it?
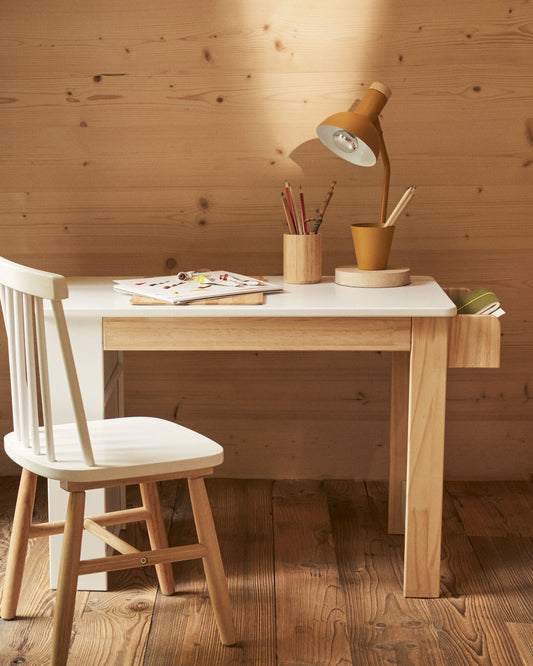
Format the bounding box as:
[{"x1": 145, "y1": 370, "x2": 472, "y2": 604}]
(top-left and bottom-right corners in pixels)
[
  {"x1": 273, "y1": 480, "x2": 352, "y2": 665},
  {"x1": 0, "y1": 479, "x2": 531, "y2": 665},
  {"x1": 145, "y1": 478, "x2": 276, "y2": 666},
  {"x1": 327, "y1": 480, "x2": 445, "y2": 665}
]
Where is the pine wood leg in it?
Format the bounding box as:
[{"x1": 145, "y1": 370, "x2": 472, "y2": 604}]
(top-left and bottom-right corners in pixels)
[
  {"x1": 51, "y1": 491, "x2": 85, "y2": 666},
  {"x1": 188, "y1": 476, "x2": 236, "y2": 646},
  {"x1": 389, "y1": 351, "x2": 409, "y2": 535},
  {"x1": 0, "y1": 469, "x2": 38, "y2": 620},
  {"x1": 139, "y1": 481, "x2": 175, "y2": 595},
  {"x1": 404, "y1": 317, "x2": 448, "y2": 598}
]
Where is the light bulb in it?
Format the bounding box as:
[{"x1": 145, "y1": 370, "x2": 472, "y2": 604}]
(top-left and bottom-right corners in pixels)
[{"x1": 332, "y1": 129, "x2": 358, "y2": 154}]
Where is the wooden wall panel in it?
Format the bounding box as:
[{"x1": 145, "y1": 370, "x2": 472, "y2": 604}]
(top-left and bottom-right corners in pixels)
[{"x1": 0, "y1": 0, "x2": 531, "y2": 478}]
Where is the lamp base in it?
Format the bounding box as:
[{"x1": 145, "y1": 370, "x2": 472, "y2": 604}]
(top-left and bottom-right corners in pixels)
[{"x1": 335, "y1": 265, "x2": 410, "y2": 288}]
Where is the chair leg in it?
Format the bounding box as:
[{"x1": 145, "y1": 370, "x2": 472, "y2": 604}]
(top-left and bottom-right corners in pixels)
[
  {"x1": 139, "y1": 482, "x2": 175, "y2": 595},
  {"x1": 51, "y1": 491, "x2": 85, "y2": 666},
  {"x1": 1, "y1": 468, "x2": 38, "y2": 620},
  {"x1": 188, "y1": 476, "x2": 236, "y2": 646}
]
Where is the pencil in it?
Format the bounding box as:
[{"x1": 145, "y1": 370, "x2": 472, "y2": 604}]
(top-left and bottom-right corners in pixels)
[
  {"x1": 384, "y1": 185, "x2": 416, "y2": 227},
  {"x1": 285, "y1": 181, "x2": 300, "y2": 234},
  {"x1": 300, "y1": 186, "x2": 307, "y2": 234},
  {"x1": 281, "y1": 192, "x2": 296, "y2": 234},
  {"x1": 287, "y1": 181, "x2": 302, "y2": 234}
]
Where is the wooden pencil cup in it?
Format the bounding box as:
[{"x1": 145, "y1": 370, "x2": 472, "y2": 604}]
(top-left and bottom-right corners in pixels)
[
  {"x1": 351, "y1": 224, "x2": 395, "y2": 270},
  {"x1": 283, "y1": 233, "x2": 322, "y2": 284}
]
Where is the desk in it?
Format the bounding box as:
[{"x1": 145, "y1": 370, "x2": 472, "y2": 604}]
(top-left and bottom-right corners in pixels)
[{"x1": 45, "y1": 275, "x2": 456, "y2": 598}]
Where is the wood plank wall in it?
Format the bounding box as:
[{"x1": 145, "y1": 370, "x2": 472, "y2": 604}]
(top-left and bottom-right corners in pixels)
[{"x1": 1, "y1": 0, "x2": 531, "y2": 479}]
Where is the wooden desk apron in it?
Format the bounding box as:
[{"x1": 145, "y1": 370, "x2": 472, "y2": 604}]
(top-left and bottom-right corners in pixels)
[{"x1": 103, "y1": 316, "x2": 412, "y2": 352}]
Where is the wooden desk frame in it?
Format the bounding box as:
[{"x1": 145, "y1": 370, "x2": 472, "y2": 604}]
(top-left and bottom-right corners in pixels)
[
  {"x1": 102, "y1": 314, "x2": 446, "y2": 597},
  {"x1": 44, "y1": 278, "x2": 499, "y2": 598}
]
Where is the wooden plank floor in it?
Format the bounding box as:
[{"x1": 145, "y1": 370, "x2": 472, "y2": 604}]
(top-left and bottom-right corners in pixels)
[{"x1": 1, "y1": 478, "x2": 532, "y2": 665}]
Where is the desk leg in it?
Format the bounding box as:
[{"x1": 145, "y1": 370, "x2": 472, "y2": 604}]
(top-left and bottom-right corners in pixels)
[
  {"x1": 389, "y1": 351, "x2": 409, "y2": 534},
  {"x1": 404, "y1": 317, "x2": 448, "y2": 598}
]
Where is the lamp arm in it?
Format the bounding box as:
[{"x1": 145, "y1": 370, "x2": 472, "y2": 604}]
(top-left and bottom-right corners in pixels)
[{"x1": 375, "y1": 119, "x2": 390, "y2": 225}]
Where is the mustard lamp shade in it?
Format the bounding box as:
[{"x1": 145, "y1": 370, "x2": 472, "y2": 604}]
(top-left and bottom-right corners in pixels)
[
  {"x1": 316, "y1": 82, "x2": 391, "y2": 167},
  {"x1": 316, "y1": 81, "x2": 392, "y2": 225}
]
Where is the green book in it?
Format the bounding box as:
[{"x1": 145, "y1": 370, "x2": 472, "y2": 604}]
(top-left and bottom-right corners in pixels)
[{"x1": 453, "y1": 287, "x2": 504, "y2": 317}]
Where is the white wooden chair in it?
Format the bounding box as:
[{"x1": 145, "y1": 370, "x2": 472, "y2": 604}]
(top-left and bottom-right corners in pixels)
[{"x1": 0, "y1": 257, "x2": 235, "y2": 664}]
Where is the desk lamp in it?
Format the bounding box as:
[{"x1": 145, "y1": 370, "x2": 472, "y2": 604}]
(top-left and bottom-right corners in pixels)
[
  {"x1": 316, "y1": 82, "x2": 409, "y2": 287},
  {"x1": 316, "y1": 81, "x2": 392, "y2": 225}
]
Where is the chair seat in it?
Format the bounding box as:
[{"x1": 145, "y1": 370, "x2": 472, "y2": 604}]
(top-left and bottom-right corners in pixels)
[{"x1": 4, "y1": 416, "x2": 224, "y2": 483}]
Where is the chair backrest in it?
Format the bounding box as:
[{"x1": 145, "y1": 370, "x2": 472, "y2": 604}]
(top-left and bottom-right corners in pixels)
[{"x1": 0, "y1": 257, "x2": 95, "y2": 466}]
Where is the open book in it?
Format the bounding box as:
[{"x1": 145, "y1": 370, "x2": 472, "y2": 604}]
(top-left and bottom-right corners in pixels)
[{"x1": 113, "y1": 270, "x2": 281, "y2": 304}]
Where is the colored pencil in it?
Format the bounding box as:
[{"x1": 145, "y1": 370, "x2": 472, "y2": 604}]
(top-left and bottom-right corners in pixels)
[
  {"x1": 281, "y1": 192, "x2": 297, "y2": 234},
  {"x1": 286, "y1": 181, "x2": 302, "y2": 234},
  {"x1": 300, "y1": 186, "x2": 307, "y2": 234}
]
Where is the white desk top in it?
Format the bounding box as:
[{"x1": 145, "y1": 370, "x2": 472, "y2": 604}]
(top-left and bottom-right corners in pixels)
[{"x1": 61, "y1": 276, "x2": 456, "y2": 318}]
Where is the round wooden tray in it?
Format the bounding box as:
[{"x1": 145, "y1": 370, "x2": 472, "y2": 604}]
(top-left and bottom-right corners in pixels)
[{"x1": 335, "y1": 265, "x2": 411, "y2": 288}]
